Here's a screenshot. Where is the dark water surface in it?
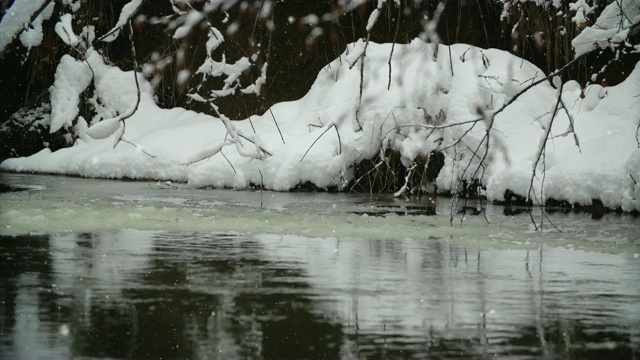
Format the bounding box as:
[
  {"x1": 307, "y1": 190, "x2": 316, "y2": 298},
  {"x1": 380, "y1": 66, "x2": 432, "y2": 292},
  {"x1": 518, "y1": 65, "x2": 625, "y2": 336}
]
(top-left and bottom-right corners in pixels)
[{"x1": 0, "y1": 174, "x2": 639, "y2": 359}]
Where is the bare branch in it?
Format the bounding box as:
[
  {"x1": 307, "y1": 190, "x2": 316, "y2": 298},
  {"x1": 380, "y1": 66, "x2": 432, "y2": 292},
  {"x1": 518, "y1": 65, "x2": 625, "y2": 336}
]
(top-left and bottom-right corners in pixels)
[
  {"x1": 237, "y1": 133, "x2": 273, "y2": 157},
  {"x1": 381, "y1": 117, "x2": 485, "y2": 143},
  {"x1": 300, "y1": 123, "x2": 342, "y2": 162},
  {"x1": 113, "y1": 21, "x2": 141, "y2": 149},
  {"x1": 492, "y1": 53, "x2": 587, "y2": 119},
  {"x1": 393, "y1": 163, "x2": 418, "y2": 198},
  {"x1": 388, "y1": 3, "x2": 402, "y2": 90},
  {"x1": 559, "y1": 97, "x2": 581, "y2": 152},
  {"x1": 269, "y1": 108, "x2": 285, "y2": 144},
  {"x1": 527, "y1": 80, "x2": 565, "y2": 205},
  {"x1": 119, "y1": 139, "x2": 157, "y2": 159},
  {"x1": 219, "y1": 150, "x2": 237, "y2": 174},
  {"x1": 349, "y1": 160, "x2": 385, "y2": 192}
]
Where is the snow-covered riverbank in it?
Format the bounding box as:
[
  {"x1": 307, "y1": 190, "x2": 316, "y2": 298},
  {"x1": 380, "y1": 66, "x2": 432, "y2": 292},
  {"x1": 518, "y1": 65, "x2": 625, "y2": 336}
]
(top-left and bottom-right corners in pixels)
[{"x1": 2, "y1": 39, "x2": 639, "y2": 211}]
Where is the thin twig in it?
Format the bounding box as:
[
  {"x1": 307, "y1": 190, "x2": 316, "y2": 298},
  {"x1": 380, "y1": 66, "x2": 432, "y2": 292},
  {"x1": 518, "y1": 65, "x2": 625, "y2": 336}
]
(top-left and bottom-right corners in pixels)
[
  {"x1": 220, "y1": 150, "x2": 236, "y2": 174},
  {"x1": 448, "y1": 44, "x2": 454, "y2": 77},
  {"x1": 300, "y1": 123, "x2": 341, "y2": 162},
  {"x1": 334, "y1": 124, "x2": 342, "y2": 155},
  {"x1": 119, "y1": 139, "x2": 157, "y2": 158},
  {"x1": 269, "y1": 108, "x2": 285, "y2": 144},
  {"x1": 528, "y1": 210, "x2": 539, "y2": 231},
  {"x1": 250, "y1": 0, "x2": 266, "y2": 45},
  {"x1": 445, "y1": 54, "x2": 587, "y2": 226},
  {"x1": 259, "y1": 169, "x2": 264, "y2": 208},
  {"x1": 387, "y1": 2, "x2": 402, "y2": 90},
  {"x1": 381, "y1": 118, "x2": 484, "y2": 143},
  {"x1": 541, "y1": 208, "x2": 562, "y2": 232},
  {"x1": 349, "y1": 160, "x2": 385, "y2": 192},
  {"x1": 355, "y1": 34, "x2": 370, "y2": 131},
  {"x1": 524, "y1": 80, "x2": 565, "y2": 232},
  {"x1": 559, "y1": 97, "x2": 581, "y2": 151},
  {"x1": 493, "y1": 53, "x2": 586, "y2": 119},
  {"x1": 540, "y1": 148, "x2": 546, "y2": 230},
  {"x1": 449, "y1": 123, "x2": 492, "y2": 225},
  {"x1": 528, "y1": 81, "x2": 564, "y2": 204},
  {"x1": 237, "y1": 133, "x2": 273, "y2": 156},
  {"x1": 394, "y1": 163, "x2": 418, "y2": 198},
  {"x1": 113, "y1": 21, "x2": 141, "y2": 149}
]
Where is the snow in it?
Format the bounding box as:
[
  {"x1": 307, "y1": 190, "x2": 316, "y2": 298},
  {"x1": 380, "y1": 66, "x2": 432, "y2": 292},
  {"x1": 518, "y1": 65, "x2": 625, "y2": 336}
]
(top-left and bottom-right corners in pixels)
[
  {"x1": 300, "y1": 14, "x2": 319, "y2": 26},
  {"x1": 366, "y1": 8, "x2": 380, "y2": 32},
  {"x1": 61, "y1": 0, "x2": 81, "y2": 13},
  {"x1": 18, "y1": 1, "x2": 54, "y2": 51},
  {"x1": 345, "y1": 39, "x2": 366, "y2": 68},
  {"x1": 193, "y1": 22, "x2": 263, "y2": 99},
  {"x1": 48, "y1": 54, "x2": 93, "y2": 133},
  {"x1": 0, "y1": 0, "x2": 49, "y2": 54},
  {"x1": 54, "y1": 13, "x2": 79, "y2": 47},
  {"x1": 568, "y1": 0, "x2": 595, "y2": 26},
  {"x1": 240, "y1": 63, "x2": 267, "y2": 95},
  {"x1": 172, "y1": 8, "x2": 204, "y2": 40},
  {"x1": 100, "y1": 0, "x2": 143, "y2": 43},
  {"x1": 2, "y1": 40, "x2": 639, "y2": 211},
  {"x1": 47, "y1": 45, "x2": 153, "y2": 136},
  {"x1": 572, "y1": 0, "x2": 640, "y2": 57},
  {"x1": 1, "y1": 40, "x2": 640, "y2": 211},
  {"x1": 486, "y1": 67, "x2": 640, "y2": 212},
  {"x1": 2, "y1": 103, "x2": 52, "y2": 131}
]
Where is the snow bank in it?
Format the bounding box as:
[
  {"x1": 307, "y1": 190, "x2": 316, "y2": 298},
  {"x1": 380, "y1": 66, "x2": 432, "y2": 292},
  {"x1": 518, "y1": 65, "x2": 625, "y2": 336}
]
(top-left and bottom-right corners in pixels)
[
  {"x1": 486, "y1": 67, "x2": 640, "y2": 212},
  {"x1": 2, "y1": 39, "x2": 639, "y2": 211}
]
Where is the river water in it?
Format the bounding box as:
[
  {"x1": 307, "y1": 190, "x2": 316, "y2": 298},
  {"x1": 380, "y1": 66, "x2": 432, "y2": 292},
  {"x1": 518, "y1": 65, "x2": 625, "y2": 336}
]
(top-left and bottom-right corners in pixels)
[{"x1": 0, "y1": 173, "x2": 639, "y2": 359}]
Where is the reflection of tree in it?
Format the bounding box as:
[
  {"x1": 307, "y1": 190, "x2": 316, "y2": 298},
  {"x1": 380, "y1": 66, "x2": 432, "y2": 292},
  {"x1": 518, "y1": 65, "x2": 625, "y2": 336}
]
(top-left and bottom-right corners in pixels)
[
  {"x1": 338, "y1": 241, "x2": 638, "y2": 359},
  {"x1": 109, "y1": 232, "x2": 343, "y2": 360},
  {"x1": 72, "y1": 304, "x2": 139, "y2": 358},
  {"x1": 1, "y1": 232, "x2": 638, "y2": 359},
  {"x1": 507, "y1": 320, "x2": 636, "y2": 359},
  {"x1": 231, "y1": 275, "x2": 342, "y2": 359},
  {"x1": 0, "y1": 234, "x2": 65, "y2": 354}
]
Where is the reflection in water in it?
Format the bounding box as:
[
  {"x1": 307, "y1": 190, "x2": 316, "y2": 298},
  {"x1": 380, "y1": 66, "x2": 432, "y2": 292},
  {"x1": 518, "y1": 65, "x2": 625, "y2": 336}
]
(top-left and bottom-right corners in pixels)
[{"x1": 0, "y1": 231, "x2": 639, "y2": 359}]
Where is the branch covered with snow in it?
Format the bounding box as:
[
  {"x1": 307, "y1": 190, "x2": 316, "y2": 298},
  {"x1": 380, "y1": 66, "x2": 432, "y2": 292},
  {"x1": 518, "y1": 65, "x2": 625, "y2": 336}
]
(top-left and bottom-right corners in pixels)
[
  {"x1": 54, "y1": 13, "x2": 79, "y2": 46},
  {"x1": 572, "y1": 0, "x2": 640, "y2": 57},
  {"x1": 0, "y1": 0, "x2": 51, "y2": 56},
  {"x1": 99, "y1": 0, "x2": 143, "y2": 42},
  {"x1": 49, "y1": 54, "x2": 93, "y2": 133},
  {"x1": 18, "y1": 1, "x2": 55, "y2": 52}
]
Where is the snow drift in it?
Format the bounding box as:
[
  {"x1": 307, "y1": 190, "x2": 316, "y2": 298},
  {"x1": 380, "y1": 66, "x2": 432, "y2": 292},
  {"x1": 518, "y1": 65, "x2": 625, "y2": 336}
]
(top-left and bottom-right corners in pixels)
[{"x1": 2, "y1": 39, "x2": 639, "y2": 211}]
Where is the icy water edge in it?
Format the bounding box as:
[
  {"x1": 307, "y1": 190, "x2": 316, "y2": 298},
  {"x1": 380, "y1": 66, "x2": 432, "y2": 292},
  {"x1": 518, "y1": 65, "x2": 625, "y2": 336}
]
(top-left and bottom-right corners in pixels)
[{"x1": 0, "y1": 173, "x2": 639, "y2": 359}]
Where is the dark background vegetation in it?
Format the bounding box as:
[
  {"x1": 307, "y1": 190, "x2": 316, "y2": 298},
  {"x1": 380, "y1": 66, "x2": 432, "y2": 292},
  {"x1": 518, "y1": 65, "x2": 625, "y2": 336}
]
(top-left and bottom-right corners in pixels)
[{"x1": 0, "y1": 0, "x2": 638, "y2": 161}]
